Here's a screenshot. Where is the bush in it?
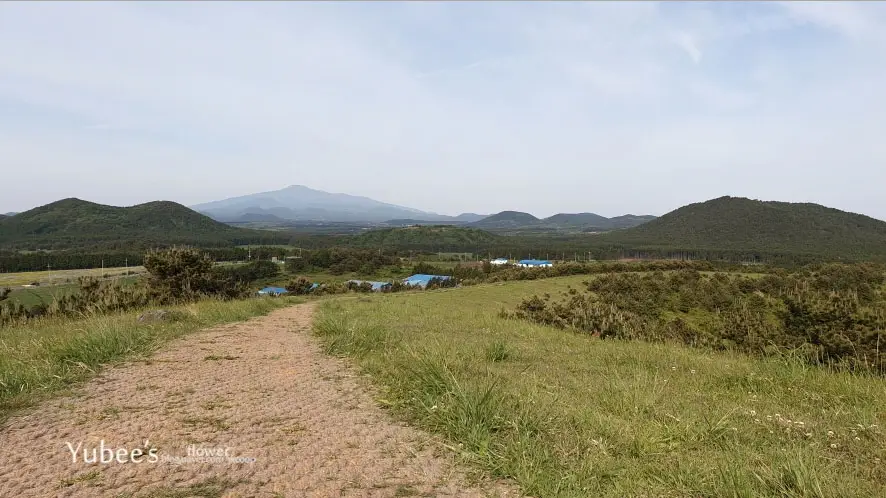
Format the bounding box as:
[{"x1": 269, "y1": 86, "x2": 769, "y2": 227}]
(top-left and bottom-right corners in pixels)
[
  {"x1": 506, "y1": 266, "x2": 886, "y2": 373},
  {"x1": 285, "y1": 277, "x2": 314, "y2": 295}
]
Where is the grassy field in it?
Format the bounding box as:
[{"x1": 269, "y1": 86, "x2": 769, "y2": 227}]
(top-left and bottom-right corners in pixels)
[
  {"x1": 315, "y1": 276, "x2": 886, "y2": 497},
  {"x1": 0, "y1": 295, "x2": 304, "y2": 422},
  {"x1": 0, "y1": 265, "x2": 146, "y2": 288}
]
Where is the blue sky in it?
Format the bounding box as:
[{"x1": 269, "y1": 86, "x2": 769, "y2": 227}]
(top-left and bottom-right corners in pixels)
[{"x1": 1, "y1": 1, "x2": 885, "y2": 219}]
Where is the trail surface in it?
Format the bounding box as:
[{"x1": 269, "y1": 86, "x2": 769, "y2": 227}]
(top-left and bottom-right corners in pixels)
[{"x1": 0, "y1": 304, "x2": 517, "y2": 497}]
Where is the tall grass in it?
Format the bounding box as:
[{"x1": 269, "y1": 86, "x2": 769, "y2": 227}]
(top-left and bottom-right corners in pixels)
[
  {"x1": 314, "y1": 276, "x2": 886, "y2": 497},
  {"x1": 0, "y1": 296, "x2": 303, "y2": 422}
]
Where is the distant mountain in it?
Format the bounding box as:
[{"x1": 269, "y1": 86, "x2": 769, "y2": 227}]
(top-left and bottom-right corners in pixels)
[
  {"x1": 0, "y1": 198, "x2": 280, "y2": 250},
  {"x1": 2, "y1": 212, "x2": 15, "y2": 217},
  {"x1": 606, "y1": 214, "x2": 658, "y2": 229},
  {"x1": 601, "y1": 196, "x2": 886, "y2": 259},
  {"x1": 231, "y1": 212, "x2": 287, "y2": 223},
  {"x1": 469, "y1": 210, "x2": 655, "y2": 232},
  {"x1": 453, "y1": 213, "x2": 488, "y2": 223},
  {"x1": 192, "y1": 185, "x2": 459, "y2": 223},
  {"x1": 470, "y1": 211, "x2": 541, "y2": 229}
]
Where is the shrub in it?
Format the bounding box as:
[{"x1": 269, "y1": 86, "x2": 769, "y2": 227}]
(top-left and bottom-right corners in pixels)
[{"x1": 285, "y1": 277, "x2": 314, "y2": 295}]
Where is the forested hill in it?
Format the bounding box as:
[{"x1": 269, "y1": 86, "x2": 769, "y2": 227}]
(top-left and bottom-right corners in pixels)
[
  {"x1": 0, "y1": 198, "x2": 288, "y2": 250},
  {"x1": 600, "y1": 196, "x2": 886, "y2": 260},
  {"x1": 470, "y1": 211, "x2": 540, "y2": 229},
  {"x1": 349, "y1": 225, "x2": 500, "y2": 250}
]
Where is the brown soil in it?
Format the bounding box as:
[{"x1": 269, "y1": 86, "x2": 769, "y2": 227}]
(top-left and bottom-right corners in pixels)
[{"x1": 0, "y1": 304, "x2": 519, "y2": 497}]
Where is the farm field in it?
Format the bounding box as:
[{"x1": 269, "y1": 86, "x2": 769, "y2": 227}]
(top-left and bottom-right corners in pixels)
[
  {"x1": 315, "y1": 275, "x2": 886, "y2": 497},
  {"x1": 0, "y1": 265, "x2": 145, "y2": 288}
]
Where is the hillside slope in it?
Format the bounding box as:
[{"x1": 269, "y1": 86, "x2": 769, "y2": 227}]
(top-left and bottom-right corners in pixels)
[
  {"x1": 543, "y1": 213, "x2": 611, "y2": 228},
  {"x1": 602, "y1": 196, "x2": 886, "y2": 258},
  {"x1": 0, "y1": 198, "x2": 282, "y2": 250},
  {"x1": 349, "y1": 225, "x2": 499, "y2": 249},
  {"x1": 470, "y1": 211, "x2": 540, "y2": 229}
]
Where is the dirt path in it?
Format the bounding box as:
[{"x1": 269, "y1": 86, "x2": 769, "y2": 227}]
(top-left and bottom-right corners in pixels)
[{"x1": 0, "y1": 304, "x2": 518, "y2": 497}]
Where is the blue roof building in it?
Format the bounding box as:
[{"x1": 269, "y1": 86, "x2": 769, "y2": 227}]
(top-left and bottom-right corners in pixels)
[
  {"x1": 517, "y1": 259, "x2": 553, "y2": 267},
  {"x1": 403, "y1": 274, "x2": 452, "y2": 288},
  {"x1": 257, "y1": 286, "x2": 289, "y2": 296},
  {"x1": 347, "y1": 280, "x2": 392, "y2": 291}
]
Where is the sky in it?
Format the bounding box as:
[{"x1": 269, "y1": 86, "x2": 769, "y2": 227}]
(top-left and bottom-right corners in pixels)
[{"x1": 1, "y1": 1, "x2": 885, "y2": 219}]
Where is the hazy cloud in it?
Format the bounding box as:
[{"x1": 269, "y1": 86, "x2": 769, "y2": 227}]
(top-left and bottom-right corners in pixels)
[{"x1": 1, "y1": 1, "x2": 884, "y2": 219}]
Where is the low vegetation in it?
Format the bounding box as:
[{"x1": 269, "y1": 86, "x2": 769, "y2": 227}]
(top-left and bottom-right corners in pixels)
[
  {"x1": 506, "y1": 263, "x2": 886, "y2": 372},
  {"x1": 0, "y1": 248, "x2": 282, "y2": 325},
  {"x1": 315, "y1": 274, "x2": 886, "y2": 497}
]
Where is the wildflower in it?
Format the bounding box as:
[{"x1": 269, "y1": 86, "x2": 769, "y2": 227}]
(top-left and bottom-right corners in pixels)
[
  {"x1": 805, "y1": 433, "x2": 813, "y2": 438},
  {"x1": 672, "y1": 366, "x2": 677, "y2": 371},
  {"x1": 755, "y1": 419, "x2": 761, "y2": 424},
  {"x1": 690, "y1": 369, "x2": 696, "y2": 374},
  {"x1": 830, "y1": 443, "x2": 838, "y2": 449},
  {"x1": 431, "y1": 405, "x2": 438, "y2": 411},
  {"x1": 875, "y1": 458, "x2": 881, "y2": 464},
  {"x1": 749, "y1": 410, "x2": 757, "y2": 416},
  {"x1": 855, "y1": 437, "x2": 861, "y2": 441},
  {"x1": 827, "y1": 431, "x2": 834, "y2": 437},
  {"x1": 767, "y1": 415, "x2": 773, "y2": 420}
]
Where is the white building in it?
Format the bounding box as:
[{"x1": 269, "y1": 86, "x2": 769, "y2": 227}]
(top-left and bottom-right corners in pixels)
[
  {"x1": 490, "y1": 258, "x2": 509, "y2": 265},
  {"x1": 517, "y1": 259, "x2": 553, "y2": 268}
]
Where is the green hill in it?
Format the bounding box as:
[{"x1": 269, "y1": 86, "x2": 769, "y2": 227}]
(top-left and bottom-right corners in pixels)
[
  {"x1": 349, "y1": 225, "x2": 500, "y2": 250},
  {"x1": 0, "y1": 198, "x2": 286, "y2": 250},
  {"x1": 607, "y1": 214, "x2": 658, "y2": 229},
  {"x1": 470, "y1": 211, "x2": 540, "y2": 229},
  {"x1": 543, "y1": 213, "x2": 611, "y2": 228},
  {"x1": 601, "y1": 196, "x2": 886, "y2": 259}
]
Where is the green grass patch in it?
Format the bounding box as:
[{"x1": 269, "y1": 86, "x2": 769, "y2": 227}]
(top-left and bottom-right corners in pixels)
[
  {"x1": 315, "y1": 276, "x2": 886, "y2": 497},
  {"x1": 0, "y1": 295, "x2": 303, "y2": 422}
]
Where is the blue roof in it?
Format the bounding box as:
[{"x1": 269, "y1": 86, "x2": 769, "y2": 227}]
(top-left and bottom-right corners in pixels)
[
  {"x1": 347, "y1": 280, "x2": 392, "y2": 291},
  {"x1": 403, "y1": 274, "x2": 452, "y2": 288},
  {"x1": 518, "y1": 259, "x2": 552, "y2": 265},
  {"x1": 258, "y1": 286, "x2": 289, "y2": 295}
]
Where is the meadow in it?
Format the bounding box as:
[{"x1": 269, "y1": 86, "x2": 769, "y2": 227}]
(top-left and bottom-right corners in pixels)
[
  {"x1": 315, "y1": 275, "x2": 886, "y2": 497},
  {"x1": 0, "y1": 265, "x2": 145, "y2": 287}
]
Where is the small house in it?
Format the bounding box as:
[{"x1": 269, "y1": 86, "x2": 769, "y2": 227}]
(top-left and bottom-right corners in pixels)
[
  {"x1": 346, "y1": 280, "x2": 392, "y2": 292},
  {"x1": 490, "y1": 258, "x2": 509, "y2": 265},
  {"x1": 403, "y1": 274, "x2": 453, "y2": 289},
  {"x1": 517, "y1": 259, "x2": 553, "y2": 268},
  {"x1": 257, "y1": 286, "x2": 289, "y2": 296}
]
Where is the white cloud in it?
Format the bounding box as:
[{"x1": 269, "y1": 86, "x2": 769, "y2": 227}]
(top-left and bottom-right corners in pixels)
[
  {"x1": 673, "y1": 31, "x2": 703, "y2": 63},
  {"x1": 0, "y1": 2, "x2": 885, "y2": 219}
]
